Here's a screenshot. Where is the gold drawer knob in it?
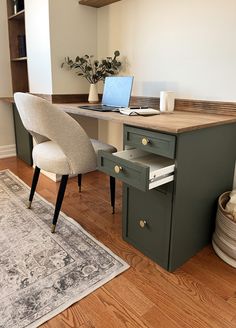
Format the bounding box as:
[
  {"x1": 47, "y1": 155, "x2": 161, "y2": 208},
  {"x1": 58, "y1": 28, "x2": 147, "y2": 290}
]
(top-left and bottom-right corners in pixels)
[
  {"x1": 114, "y1": 165, "x2": 123, "y2": 174},
  {"x1": 141, "y1": 137, "x2": 150, "y2": 146},
  {"x1": 139, "y1": 219, "x2": 147, "y2": 228}
]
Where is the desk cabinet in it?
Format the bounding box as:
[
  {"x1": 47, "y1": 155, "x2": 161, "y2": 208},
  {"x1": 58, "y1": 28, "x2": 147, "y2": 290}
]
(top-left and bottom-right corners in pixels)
[
  {"x1": 123, "y1": 184, "x2": 173, "y2": 269},
  {"x1": 13, "y1": 104, "x2": 33, "y2": 165},
  {"x1": 98, "y1": 123, "x2": 236, "y2": 271}
]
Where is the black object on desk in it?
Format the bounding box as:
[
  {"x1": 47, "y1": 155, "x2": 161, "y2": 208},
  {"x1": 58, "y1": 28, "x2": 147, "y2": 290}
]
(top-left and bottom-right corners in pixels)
[{"x1": 79, "y1": 105, "x2": 120, "y2": 112}]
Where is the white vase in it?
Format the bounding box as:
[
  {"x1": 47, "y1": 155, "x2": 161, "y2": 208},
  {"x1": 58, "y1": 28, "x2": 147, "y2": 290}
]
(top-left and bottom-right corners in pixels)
[{"x1": 88, "y1": 84, "x2": 99, "y2": 103}]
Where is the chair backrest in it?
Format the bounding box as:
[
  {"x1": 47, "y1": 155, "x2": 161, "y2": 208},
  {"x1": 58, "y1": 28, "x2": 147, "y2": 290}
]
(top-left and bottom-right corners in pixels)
[{"x1": 14, "y1": 93, "x2": 97, "y2": 174}]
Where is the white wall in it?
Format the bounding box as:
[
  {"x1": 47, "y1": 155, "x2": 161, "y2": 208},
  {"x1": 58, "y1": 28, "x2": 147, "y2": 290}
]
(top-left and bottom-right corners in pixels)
[
  {"x1": 25, "y1": 0, "x2": 52, "y2": 94},
  {"x1": 47, "y1": 0, "x2": 98, "y2": 140},
  {"x1": 97, "y1": 0, "x2": 236, "y2": 151},
  {"x1": 25, "y1": 0, "x2": 97, "y2": 96},
  {"x1": 0, "y1": 0, "x2": 15, "y2": 149},
  {"x1": 97, "y1": 0, "x2": 236, "y2": 101},
  {"x1": 49, "y1": 0, "x2": 97, "y2": 95}
]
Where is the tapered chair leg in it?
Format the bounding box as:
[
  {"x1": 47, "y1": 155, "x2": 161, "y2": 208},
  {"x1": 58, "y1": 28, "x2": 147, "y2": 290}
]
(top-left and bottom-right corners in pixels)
[
  {"x1": 110, "y1": 176, "x2": 116, "y2": 214},
  {"x1": 78, "y1": 174, "x2": 82, "y2": 193},
  {"x1": 51, "y1": 175, "x2": 69, "y2": 233},
  {"x1": 28, "y1": 166, "x2": 41, "y2": 209}
]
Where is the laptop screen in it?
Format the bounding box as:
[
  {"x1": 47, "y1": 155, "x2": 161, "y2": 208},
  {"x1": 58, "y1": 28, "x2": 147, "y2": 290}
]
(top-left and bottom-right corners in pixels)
[{"x1": 102, "y1": 76, "x2": 133, "y2": 108}]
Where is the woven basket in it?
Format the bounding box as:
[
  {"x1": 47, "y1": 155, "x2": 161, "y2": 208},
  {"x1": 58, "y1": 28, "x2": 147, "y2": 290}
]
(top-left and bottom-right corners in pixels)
[{"x1": 212, "y1": 191, "x2": 236, "y2": 268}]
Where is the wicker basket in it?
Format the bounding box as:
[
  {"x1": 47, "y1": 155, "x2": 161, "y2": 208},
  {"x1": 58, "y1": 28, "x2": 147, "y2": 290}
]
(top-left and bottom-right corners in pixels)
[{"x1": 212, "y1": 191, "x2": 236, "y2": 268}]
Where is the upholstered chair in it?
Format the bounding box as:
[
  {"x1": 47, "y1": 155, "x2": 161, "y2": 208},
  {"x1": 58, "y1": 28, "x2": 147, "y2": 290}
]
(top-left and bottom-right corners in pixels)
[{"x1": 14, "y1": 93, "x2": 116, "y2": 233}]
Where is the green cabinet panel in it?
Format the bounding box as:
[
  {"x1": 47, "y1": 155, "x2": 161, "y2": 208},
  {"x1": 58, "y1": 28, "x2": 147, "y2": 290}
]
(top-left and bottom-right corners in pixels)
[
  {"x1": 123, "y1": 184, "x2": 173, "y2": 269},
  {"x1": 13, "y1": 104, "x2": 33, "y2": 165},
  {"x1": 168, "y1": 123, "x2": 236, "y2": 271}
]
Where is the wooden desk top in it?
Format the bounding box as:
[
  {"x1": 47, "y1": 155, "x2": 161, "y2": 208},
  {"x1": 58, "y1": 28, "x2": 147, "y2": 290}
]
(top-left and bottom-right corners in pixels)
[
  {"x1": 3, "y1": 96, "x2": 236, "y2": 134},
  {"x1": 59, "y1": 103, "x2": 236, "y2": 134}
]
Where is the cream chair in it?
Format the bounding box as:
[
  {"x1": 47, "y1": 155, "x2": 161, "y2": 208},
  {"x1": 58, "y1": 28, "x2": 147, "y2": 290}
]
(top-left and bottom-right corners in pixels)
[{"x1": 14, "y1": 93, "x2": 116, "y2": 233}]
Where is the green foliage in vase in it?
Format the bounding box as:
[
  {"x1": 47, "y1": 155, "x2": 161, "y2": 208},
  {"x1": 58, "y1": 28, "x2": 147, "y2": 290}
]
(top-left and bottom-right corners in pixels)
[{"x1": 61, "y1": 50, "x2": 122, "y2": 84}]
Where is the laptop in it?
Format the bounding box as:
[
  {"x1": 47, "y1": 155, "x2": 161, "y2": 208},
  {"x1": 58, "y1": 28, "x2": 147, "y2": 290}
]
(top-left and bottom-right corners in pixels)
[{"x1": 79, "y1": 76, "x2": 134, "y2": 112}]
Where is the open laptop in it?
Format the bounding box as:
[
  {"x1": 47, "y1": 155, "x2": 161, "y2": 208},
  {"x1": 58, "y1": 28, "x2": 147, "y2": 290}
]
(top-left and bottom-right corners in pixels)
[{"x1": 79, "y1": 76, "x2": 133, "y2": 112}]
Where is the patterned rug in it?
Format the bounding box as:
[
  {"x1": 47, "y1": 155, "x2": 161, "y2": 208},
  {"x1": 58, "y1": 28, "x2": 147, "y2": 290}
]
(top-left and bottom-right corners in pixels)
[{"x1": 0, "y1": 170, "x2": 129, "y2": 328}]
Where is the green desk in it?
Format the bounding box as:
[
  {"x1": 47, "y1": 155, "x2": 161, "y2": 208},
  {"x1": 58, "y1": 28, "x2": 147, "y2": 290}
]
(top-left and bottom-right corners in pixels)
[{"x1": 63, "y1": 105, "x2": 236, "y2": 271}]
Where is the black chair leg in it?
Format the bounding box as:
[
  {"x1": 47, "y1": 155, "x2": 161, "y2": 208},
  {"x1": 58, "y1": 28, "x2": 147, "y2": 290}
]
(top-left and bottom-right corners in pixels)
[
  {"x1": 51, "y1": 175, "x2": 69, "y2": 233},
  {"x1": 110, "y1": 176, "x2": 116, "y2": 214},
  {"x1": 28, "y1": 166, "x2": 41, "y2": 209},
  {"x1": 78, "y1": 174, "x2": 82, "y2": 193}
]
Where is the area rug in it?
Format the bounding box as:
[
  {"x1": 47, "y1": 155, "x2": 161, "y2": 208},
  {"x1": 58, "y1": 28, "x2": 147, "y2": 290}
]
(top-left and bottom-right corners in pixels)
[{"x1": 0, "y1": 170, "x2": 129, "y2": 328}]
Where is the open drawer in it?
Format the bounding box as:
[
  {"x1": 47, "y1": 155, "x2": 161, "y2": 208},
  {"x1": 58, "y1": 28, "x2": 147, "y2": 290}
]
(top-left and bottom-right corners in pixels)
[{"x1": 98, "y1": 149, "x2": 175, "y2": 192}]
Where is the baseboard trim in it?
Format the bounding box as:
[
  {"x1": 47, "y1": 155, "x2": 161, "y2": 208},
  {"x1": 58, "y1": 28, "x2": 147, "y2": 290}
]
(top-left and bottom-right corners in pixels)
[{"x1": 0, "y1": 144, "x2": 16, "y2": 159}]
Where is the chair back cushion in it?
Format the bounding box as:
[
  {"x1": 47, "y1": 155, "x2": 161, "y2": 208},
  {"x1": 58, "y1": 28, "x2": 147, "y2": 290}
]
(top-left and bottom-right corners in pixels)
[{"x1": 14, "y1": 93, "x2": 97, "y2": 174}]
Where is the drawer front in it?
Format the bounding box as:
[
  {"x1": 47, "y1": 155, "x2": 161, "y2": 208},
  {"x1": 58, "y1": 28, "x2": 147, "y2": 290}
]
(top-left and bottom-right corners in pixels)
[
  {"x1": 123, "y1": 185, "x2": 173, "y2": 269},
  {"x1": 98, "y1": 150, "x2": 149, "y2": 191},
  {"x1": 124, "y1": 125, "x2": 176, "y2": 159},
  {"x1": 98, "y1": 149, "x2": 175, "y2": 192}
]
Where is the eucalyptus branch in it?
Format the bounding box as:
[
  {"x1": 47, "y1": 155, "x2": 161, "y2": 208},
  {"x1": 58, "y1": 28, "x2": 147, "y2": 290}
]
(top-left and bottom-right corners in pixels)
[{"x1": 61, "y1": 51, "x2": 121, "y2": 84}]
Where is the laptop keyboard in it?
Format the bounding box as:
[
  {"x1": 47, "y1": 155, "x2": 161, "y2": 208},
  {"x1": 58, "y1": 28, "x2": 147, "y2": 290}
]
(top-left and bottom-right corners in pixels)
[{"x1": 79, "y1": 105, "x2": 120, "y2": 112}]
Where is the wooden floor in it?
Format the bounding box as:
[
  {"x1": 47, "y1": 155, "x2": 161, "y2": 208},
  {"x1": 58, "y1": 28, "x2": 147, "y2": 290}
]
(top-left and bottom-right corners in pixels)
[{"x1": 1, "y1": 157, "x2": 236, "y2": 328}]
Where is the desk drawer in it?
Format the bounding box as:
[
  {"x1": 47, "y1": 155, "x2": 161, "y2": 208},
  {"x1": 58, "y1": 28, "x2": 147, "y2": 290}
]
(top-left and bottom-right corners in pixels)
[
  {"x1": 98, "y1": 149, "x2": 175, "y2": 192},
  {"x1": 124, "y1": 126, "x2": 176, "y2": 159},
  {"x1": 123, "y1": 185, "x2": 173, "y2": 269}
]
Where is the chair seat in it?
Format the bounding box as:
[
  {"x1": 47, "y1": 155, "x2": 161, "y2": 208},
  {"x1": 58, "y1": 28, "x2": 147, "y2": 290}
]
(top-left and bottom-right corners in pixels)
[
  {"x1": 33, "y1": 139, "x2": 117, "y2": 176},
  {"x1": 33, "y1": 141, "x2": 72, "y2": 175},
  {"x1": 91, "y1": 139, "x2": 117, "y2": 154}
]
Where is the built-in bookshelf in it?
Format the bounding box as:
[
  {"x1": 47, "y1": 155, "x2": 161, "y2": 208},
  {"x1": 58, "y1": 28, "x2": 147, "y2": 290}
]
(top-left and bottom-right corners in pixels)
[
  {"x1": 79, "y1": 0, "x2": 121, "y2": 8},
  {"x1": 6, "y1": 0, "x2": 28, "y2": 92},
  {"x1": 6, "y1": 0, "x2": 32, "y2": 166}
]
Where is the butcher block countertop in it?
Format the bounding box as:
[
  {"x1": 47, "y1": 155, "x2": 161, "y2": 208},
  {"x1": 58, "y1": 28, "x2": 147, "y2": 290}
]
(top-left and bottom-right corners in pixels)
[
  {"x1": 2, "y1": 96, "x2": 236, "y2": 134},
  {"x1": 58, "y1": 103, "x2": 236, "y2": 134}
]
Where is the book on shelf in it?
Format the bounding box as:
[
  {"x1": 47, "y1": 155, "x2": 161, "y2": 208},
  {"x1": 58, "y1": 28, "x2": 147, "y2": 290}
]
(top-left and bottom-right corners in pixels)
[
  {"x1": 18, "y1": 34, "x2": 26, "y2": 58},
  {"x1": 17, "y1": 0, "x2": 24, "y2": 11}
]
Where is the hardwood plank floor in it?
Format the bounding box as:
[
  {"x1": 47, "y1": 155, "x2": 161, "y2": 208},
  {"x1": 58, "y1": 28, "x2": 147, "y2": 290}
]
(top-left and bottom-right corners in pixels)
[{"x1": 1, "y1": 157, "x2": 236, "y2": 328}]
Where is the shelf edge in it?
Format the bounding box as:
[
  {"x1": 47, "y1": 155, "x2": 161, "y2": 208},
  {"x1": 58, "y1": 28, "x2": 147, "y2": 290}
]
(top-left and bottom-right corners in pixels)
[{"x1": 8, "y1": 9, "x2": 25, "y2": 20}]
